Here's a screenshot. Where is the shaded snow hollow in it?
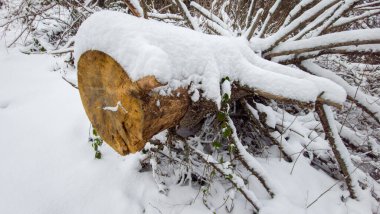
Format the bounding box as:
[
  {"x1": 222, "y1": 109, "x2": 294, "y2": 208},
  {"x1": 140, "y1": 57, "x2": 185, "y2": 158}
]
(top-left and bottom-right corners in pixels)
[{"x1": 74, "y1": 11, "x2": 347, "y2": 106}]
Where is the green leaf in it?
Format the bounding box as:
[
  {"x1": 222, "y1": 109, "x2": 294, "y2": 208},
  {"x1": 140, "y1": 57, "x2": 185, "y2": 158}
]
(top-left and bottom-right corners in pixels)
[
  {"x1": 221, "y1": 76, "x2": 230, "y2": 83},
  {"x1": 217, "y1": 111, "x2": 226, "y2": 122},
  {"x1": 222, "y1": 93, "x2": 230, "y2": 103},
  {"x1": 92, "y1": 143, "x2": 98, "y2": 151},
  {"x1": 92, "y1": 129, "x2": 98, "y2": 136},
  {"x1": 225, "y1": 174, "x2": 233, "y2": 179},
  {"x1": 221, "y1": 121, "x2": 228, "y2": 129},
  {"x1": 94, "y1": 138, "x2": 101, "y2": 145},
  {"x1": 212, "y1": 141, "x2": 222, "y2": 149},
  {"x1": 95, "y1": 151, "x2": 102, "y2": 159},
  {"x1": 223, "y1": 126, "x2": 232, "y2": 138}
]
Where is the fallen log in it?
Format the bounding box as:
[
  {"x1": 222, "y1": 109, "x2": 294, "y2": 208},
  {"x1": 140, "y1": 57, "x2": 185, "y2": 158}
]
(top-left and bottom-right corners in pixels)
[
  {"x1": 78, "y1": 50, "x2": 190, "y2": 155},
  {"x1": 75, "y1": 11, "x2": 347, "y2": 156}
]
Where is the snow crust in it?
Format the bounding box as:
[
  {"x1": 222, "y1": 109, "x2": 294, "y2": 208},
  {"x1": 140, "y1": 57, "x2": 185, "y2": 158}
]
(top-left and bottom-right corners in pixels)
[{"x1": 75, "y1": 11, "x2": 347, "y2": 106}]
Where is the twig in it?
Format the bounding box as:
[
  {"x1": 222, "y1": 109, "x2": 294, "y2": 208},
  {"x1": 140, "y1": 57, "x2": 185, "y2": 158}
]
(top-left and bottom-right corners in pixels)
[{"x1": 62, "y1": 76, "x2": 78, "y2": 89}]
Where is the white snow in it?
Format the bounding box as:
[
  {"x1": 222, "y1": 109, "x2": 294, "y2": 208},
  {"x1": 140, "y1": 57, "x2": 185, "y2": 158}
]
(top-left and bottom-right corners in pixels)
[
  {"x1": 74, "y1": 11, "x2": 347, "y2": 107},
  {"x1": 0, "y1": 10, "x2": 377, "y2": 214},
  {"x1": 302, "y1": 60, "x2": 380, "y2": 123},
  {"x1": 227, "y1": 116, "x2": 281, "y2": 196},
  {"x1": 129, "y1": 0, "x2": 144, "y2": 16},
  {"x1": 0, "y1": 40, "x2": 213, "y2": 214}
]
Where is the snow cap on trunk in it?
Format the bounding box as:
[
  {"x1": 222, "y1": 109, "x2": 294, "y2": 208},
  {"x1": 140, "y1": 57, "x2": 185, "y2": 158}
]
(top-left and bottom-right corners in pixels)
[{"x1": 74, "y1": 11, "x2": 346, "y2": 106}]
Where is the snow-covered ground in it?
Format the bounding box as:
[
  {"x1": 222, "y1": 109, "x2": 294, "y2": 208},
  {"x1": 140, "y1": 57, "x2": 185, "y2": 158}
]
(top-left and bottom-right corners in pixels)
[{"x1": 0, "y1": 36, "x2": 376, "y2": 214}]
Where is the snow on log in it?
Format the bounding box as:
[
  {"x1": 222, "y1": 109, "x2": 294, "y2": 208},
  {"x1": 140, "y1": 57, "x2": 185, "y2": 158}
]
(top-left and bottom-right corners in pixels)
[{"x1": 75, "y1": 11, "x2": 347, "y2": 155}]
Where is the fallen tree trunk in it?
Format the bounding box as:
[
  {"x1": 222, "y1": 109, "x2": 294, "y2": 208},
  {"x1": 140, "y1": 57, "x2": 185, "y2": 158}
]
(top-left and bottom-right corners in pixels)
[
  {"x1": 77, "y1": 50, "x2": 344, "y2": 156},
  {"x1": 75, "y1": 12, "x2": 346, "y2": 156},
  {"x1": 78, "y1": 50, "x2": 190, "y2": 155}
]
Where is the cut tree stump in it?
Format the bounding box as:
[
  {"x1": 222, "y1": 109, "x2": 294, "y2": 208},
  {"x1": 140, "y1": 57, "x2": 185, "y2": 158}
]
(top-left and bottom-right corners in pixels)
[{"x1": 78, "y1": 50, "x2": 190, "y2": 155}]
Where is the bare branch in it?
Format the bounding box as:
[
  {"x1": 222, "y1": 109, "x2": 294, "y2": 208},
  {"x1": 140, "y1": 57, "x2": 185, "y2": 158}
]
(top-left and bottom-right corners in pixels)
[
  {"x1": 244, "y1": 8, "x2": 263, "y2": 40},
  {"x1": 258, "y1": 0, "x2": 282, "y2": 38},
  {"x1": 332, "y1": 9, "x2": 380, "y2": 28},
  {"x1": 173, "y1": 0, "x2": 200, "y2": 31},
  {"x1": 281, "y1": 0, "x2": 318, "y2": 28},
  {"x1": 259, "y1": 0, "x2": 340, "y2": 52},
  {"x1": 190, "y1": 1, "x2": 230, "y2": 32},
  {"x1": 355, "y1": 0, "x2": 380, "y2": 9}
]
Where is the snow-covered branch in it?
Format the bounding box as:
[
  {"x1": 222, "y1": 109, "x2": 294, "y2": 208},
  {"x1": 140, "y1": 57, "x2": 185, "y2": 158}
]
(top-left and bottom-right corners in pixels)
[
  {"x1": 258, "y1": 0, "x2": 341, "y2": 51},
  {"x1": 332, "y1": 9, "x2": 380, "y2": 28},
  {"x1": 173, "y1": 0, "x2": 200, "y2": 31},
  {"x1": 265, "y1": 29, "x2": 380, "y2": 58},
  {"x1": 315, "y1": 102, "x2": 361, "y2": 199},
  {"x1": 301, "y1": 61, "x2": 380, "y2": 125}
]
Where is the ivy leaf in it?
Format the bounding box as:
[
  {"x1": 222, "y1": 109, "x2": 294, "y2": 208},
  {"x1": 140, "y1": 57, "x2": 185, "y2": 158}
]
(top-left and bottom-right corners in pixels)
[
  {"x1": 95, "y1": 151, "x2": 102, "y2": 159},
  {"x1": 222, "y1": 93, "x2": 230, "y2": 103},
  {"x1": 225, "y1": 174, "x2": 233, "y2": 179},
  {"x1": 223, "y1": 126, "x2": 232, "y2": 138},
  {"x1": 212, "y1": 141, "x2": 222, "y2": 149},
  {"x1": 92, "y1": 143, "x2": 98, "y2": 151},
  {"x1": 217, "y1": 112, "x2": 226, "y2": 122},
  {"x1": 92, "y1": 129, "x2": 98, "y2": 136},
  {"x1": 221, "y1": 76, "x2": 230, "y2": 83}
]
